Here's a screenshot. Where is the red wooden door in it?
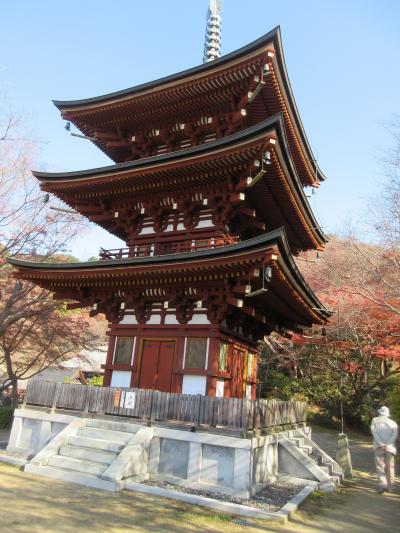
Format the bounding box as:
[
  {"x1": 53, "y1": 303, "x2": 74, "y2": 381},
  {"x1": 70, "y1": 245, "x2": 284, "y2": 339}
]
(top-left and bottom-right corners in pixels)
[
  {"x1": 139, "y1": 339, "x2": 175, "y2": 392},
  {"x1": 156, "y1": 340, "x2": 175, "y2": 392},
  {"x1": 139, "y1": 340, "x2": 159, "y2": 389}
]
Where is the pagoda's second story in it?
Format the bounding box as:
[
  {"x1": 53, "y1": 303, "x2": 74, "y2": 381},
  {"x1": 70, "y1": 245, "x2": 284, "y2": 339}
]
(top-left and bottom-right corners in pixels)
[{"x1": 35, "y1": 115, "x2": 326, "y2": 259}]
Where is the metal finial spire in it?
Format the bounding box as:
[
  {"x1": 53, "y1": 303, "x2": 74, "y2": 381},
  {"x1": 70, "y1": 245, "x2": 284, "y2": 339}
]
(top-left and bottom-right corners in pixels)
[{"x1": 203, "y1": 0, "x2": 222, "y2": 63}]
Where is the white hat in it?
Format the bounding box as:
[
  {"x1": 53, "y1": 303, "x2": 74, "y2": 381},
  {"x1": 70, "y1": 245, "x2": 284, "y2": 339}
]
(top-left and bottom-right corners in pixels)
[{"x1": 378, "y1": 406, "x2": 390, "y2": 417}]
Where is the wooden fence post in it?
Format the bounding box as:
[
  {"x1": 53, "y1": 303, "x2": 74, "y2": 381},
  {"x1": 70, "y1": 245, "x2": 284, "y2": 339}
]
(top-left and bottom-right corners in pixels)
[
  {"x1": 83, "y1": 386, "x2": 91, "y2": 414},
  {"x1": 51, "y1": 383, "x2": 62, "y2": 414},
  {"x1": 242, "y1": 399, "x2": 252, "y2": 435},
  {"x1": 193, "y1": 394, "x2": 202, "y2": 429},
  {"x1": 21, "y1": 381, "x2": 31, "y2": 409}
]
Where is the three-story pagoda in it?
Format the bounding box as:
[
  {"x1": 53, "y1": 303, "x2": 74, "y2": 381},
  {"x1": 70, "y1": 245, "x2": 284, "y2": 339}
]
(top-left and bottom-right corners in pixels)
[{"x1": 9, "y1": 26, "x2": 330, "y2": 399}]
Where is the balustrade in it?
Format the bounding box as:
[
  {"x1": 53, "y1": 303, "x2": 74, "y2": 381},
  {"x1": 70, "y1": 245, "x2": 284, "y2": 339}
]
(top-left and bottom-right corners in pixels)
[{"x1": 99, "y1": 235, "x2": 239, "y2": 261}]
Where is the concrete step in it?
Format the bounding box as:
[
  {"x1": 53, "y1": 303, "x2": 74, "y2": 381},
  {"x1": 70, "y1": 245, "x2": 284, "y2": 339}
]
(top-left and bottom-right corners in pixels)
[
  {"x1": 85, "y1": 419, "x2": 139, "y2": 434},
  {"x1": 330, "y1": 471, "x2": 343, "y2": 483},
  {"x1": 320, "y1": 462, "x2": 334, "y2": 475},
  {"x1": 318, "y1": 465, "x2": 331, "y2": 476},
  {"x1": 298, "y1": 444, "x2": 313, "y2": 456},
  {"x1": 78, "y1": 426, "x2": 132, "y2": 443},
  {"x1": 318, "y1": 480, "x2": 336, "y2": 493},
  {"x1": 310, "y1": 452, "x2": 323, "y2": 464},
  {"x1": 59, "y1": 445, "x2": 116, "y2": 465},
  {"x1": 68, "y1": 435, "x2": 125, "y2": 453},
  {"x1": 48, "y1": 455, "x2": 107, "y2": 476},
  {"x1": 25, "y1": 463, "x2": 123, "y2": 492},
  {"x1": 288, "y1": 437, "x2": 304, "y2": 448}
]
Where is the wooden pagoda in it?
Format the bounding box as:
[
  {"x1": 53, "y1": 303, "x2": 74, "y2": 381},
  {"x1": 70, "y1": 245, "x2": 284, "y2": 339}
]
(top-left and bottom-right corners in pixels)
[{"x1": 9, "y1": 27, "x2": 330, "y2": 399}]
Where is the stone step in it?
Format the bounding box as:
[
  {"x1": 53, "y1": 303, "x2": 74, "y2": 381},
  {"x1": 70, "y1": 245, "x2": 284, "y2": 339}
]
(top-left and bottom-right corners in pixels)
[
  {"x1": 330, "y1": 471, "x2": 343, "y2": 482},
  {"x1": 85, "y1": 419, "x2": 139, "y2": 434},
  {"x1": 78, "y1": 426, "x2": 132, "y2": 443},
  {"x1": 59, "y1": 445, "x2": 116, "y2": 465},
  {"x1": 310, "y1": 452, "x2": 323, "y2": 464},
  {"x1": 68, "y1": 435, "x2": 125, "y2": 453},
  {"x1": 288, "y1": 437, "x2": 304, "y2": 448},
  {"x1": 318, "y1": 465, "x2": 331, "y2": 476},
  {"x1": 48, "y1": 455, "x2": 107, "y2": 476},
  {"x1": 318, "y1": 480, "x2": 336, "y2": 493},
  {"x1": 298, "y1": 444, "x2": 313, "y2": 456},
  {"x1": 320, "y1": 462, "x2": 334, "y2": 475},
  {"x1": 25, "y1": 463, "x2": 123, "y2": 492}
]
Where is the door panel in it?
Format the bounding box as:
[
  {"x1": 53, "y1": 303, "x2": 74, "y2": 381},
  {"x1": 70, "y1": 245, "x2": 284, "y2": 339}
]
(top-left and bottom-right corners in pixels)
[
  {"x1": 156, "y1": 341, "x2": 175, "y2": 392},
  {"x1": 139, "y1": 340, "x2": 159, "y2": 389}
]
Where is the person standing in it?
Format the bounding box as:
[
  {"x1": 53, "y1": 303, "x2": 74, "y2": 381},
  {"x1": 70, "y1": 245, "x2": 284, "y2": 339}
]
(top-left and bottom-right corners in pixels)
[{"x1": 371, "y1": 406, "x2": 398, "y2": 493}]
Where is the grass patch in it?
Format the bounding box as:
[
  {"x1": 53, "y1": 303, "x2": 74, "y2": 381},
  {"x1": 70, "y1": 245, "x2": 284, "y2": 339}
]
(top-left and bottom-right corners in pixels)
[{"x1": 307, "y1": 490, "x2": 326, "y2": 501}]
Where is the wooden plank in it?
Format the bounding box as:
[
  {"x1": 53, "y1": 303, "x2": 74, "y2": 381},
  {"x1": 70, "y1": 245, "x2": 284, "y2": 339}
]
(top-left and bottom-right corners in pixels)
[{"x1": 22, "y1": 381, "x2": 308, "y2": 432}]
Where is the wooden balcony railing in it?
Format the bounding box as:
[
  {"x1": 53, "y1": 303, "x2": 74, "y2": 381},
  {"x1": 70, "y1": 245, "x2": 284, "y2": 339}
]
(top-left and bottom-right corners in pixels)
[
  {"x1": 99, "y1": 235, "x2": 240, "y2": 261},
  {"x1": 23, "y1": 381, "x2": 307, "y2": 436}
]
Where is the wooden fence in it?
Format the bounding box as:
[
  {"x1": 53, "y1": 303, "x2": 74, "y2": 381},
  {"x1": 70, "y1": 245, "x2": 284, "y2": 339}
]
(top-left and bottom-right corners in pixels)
[{"x1": 23, "y1": 381, "x2": 307, "y2": 434}]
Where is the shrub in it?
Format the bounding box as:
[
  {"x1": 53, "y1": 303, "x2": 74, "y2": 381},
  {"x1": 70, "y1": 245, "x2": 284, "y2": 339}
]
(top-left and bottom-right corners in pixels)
[
  {"x1": 0, "y1": 406, "x2": 14, "y2": 429},
  {"x1": 88, "y1": 375, "x2": 104, "y2": 387},
  {"x1": 388, "y1": 379, "x2": 400, "y2": 425}
]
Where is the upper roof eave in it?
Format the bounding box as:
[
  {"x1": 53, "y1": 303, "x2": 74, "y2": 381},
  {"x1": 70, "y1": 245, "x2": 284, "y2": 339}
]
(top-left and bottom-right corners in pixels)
[
  {"x1": 53, "y1": 27, "x2": 281, "y2": 111},
  {"x1": 52, "y1": 25, "x2": 326, "y2": 183}
]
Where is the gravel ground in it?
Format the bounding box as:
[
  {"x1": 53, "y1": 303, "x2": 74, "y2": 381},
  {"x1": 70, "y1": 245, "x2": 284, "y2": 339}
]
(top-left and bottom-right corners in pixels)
[{"x1": 141, "y1": 479, "x2": 305, "y2": 511}]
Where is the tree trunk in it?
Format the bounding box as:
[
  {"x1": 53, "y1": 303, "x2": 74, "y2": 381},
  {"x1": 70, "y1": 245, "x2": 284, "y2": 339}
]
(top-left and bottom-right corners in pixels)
[{"x1": 10, "y1": 378, "x2": 19, "y2": 407}]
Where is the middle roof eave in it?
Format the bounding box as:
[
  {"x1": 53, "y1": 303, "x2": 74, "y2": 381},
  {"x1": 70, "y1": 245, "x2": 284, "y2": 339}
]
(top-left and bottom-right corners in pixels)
[
  {"x1": 33, "y1": 116, "x2": 283, "y2": 183},
  {"x1": 33, "y1": 115, "x2": 327, "y2": 250}
]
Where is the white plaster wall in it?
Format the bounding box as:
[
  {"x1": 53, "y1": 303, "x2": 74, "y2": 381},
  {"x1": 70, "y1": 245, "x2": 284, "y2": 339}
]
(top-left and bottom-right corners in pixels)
[
  {"x1": 110, "y1": 371, "x2": 131, "y2": 388},
  {"x1": 164, "y1": 313, "x2": 179, "y2": 325},
  {"x1": 181, "y1": 375, "x2": 206, "y2": 395},
  {"x1": 246, "y1": 384, "x2": 252, "y2": 399},
  {"x1": 187, "y1": 314, "x2": 211, "y2": 325},
  {"x1": 139, "y1": 226, "x2": 154, "y2": 235},
  {"x1": 119, "y1": 312, "x2": 138, "y2": 325},
  {"x1": 216, "y1": 380, "x2": 225, "y2": 398},
  {"x1": 196, "y1": 219, "x2": 214, "y2": 228},
  {"x1": 147, "y1": 314, "x2": 162, "y2": 325}
]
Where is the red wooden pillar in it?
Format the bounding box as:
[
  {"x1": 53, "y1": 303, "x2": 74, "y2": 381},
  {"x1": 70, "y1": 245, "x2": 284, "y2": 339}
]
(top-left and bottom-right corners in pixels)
[
  {"x1": 172, "y1": 335, "x2": 185, "y2": 393},
  {"x1": 103, "y1": 335, "x2": 116, "y2": 386},
  {"x1": 206, "y1": 337, "x2": 219, "y2": 397}
]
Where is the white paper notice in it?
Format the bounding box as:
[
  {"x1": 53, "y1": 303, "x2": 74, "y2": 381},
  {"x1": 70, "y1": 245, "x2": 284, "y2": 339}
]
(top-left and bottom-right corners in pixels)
[{"x1": 124, "y1": 391, "x2": 136, "y2": 410}]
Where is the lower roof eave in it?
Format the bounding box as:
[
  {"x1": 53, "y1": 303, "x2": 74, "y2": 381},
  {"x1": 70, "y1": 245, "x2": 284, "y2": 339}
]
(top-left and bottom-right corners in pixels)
[{"x1": 7, "y1": 229, "x2": 330, "y2": 324}]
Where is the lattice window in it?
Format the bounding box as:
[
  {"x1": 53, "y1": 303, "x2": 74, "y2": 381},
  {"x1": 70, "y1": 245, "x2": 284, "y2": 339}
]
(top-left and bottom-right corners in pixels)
[
  {"x1": 185, "y1": 338, "x2": 207, "y2": 369},
  {"x1": 113, "y1": 337, "x2": 134, "y2": 365},
  {"x1": 219, "y1": 342, "x2": 228, "y2": 371}
]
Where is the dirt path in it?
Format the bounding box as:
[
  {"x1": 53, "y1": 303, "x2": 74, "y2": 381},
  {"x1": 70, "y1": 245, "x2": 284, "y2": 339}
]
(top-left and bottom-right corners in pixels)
[{"x1": 0, "y1": 427, "x2": 398, "y2": 532}]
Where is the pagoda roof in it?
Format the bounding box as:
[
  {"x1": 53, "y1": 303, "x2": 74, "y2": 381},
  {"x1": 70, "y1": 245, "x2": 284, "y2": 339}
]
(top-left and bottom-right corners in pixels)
[
  {"x1": 34, "y1": 116, "x2": 326, "y2": 253},
  {"x1": 53, "y1": 26, "x2": 325, "y2": 186},
  {"x1": 8, "y1": 229, "x2": 330, "y2": 330}
]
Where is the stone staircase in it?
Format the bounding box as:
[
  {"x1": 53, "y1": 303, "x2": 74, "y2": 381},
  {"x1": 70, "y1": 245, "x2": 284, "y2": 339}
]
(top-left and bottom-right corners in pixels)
[
  {"x1": 278, "y1": 432, "x2": 343, "y2": 492},
  {"x1": 25, "y1": 419, "x2": 151, "y2": 491}
]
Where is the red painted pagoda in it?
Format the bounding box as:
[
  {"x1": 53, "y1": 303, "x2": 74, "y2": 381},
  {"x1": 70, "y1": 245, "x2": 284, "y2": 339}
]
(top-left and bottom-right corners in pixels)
[{"x1": 9, "y1": 25, "x2": 329, "y2": 399}]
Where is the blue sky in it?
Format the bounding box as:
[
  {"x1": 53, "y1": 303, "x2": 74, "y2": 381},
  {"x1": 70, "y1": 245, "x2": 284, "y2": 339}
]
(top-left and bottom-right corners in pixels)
[{"x1": 2, "y1": 0, "x2": 399, "y2": 259}]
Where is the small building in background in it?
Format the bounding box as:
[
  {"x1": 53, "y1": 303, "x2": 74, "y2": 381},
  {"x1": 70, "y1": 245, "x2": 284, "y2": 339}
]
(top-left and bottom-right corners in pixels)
[{"x1": 18, "y1": 346, "x2": 107, "y2": 391}]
